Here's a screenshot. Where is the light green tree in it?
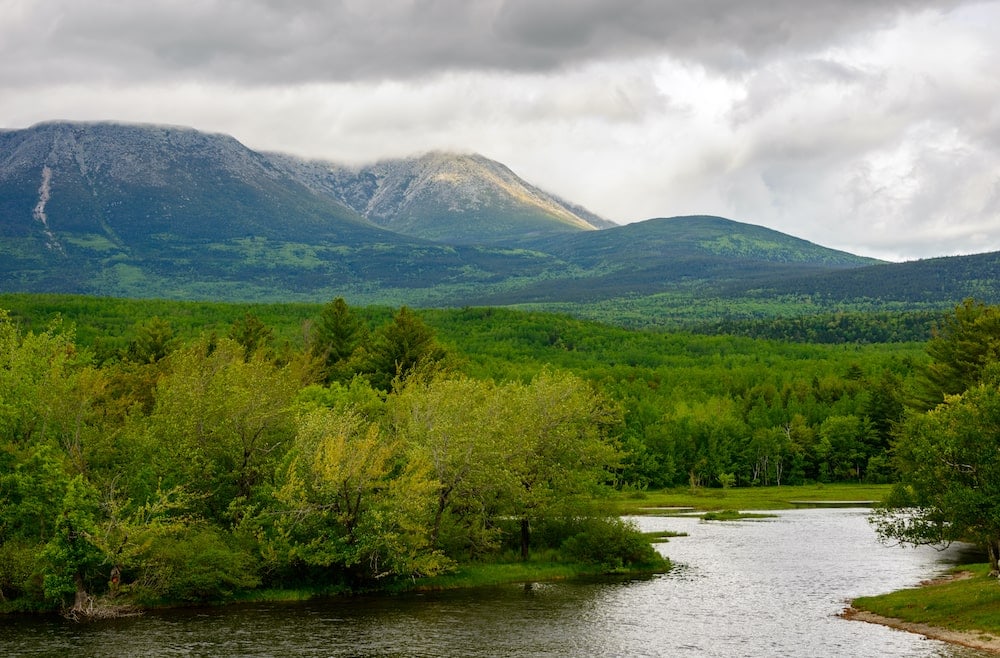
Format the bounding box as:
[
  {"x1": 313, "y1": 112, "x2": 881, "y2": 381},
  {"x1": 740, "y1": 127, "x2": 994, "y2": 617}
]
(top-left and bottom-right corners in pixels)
[
  {"x1": 273, "y1": 407, "x2": 449, "y2": 581},
  {"x1": 41, "y1": 475, "x2": 105, "y2": 616},
  {"x1": 389, "y1": 376, "x2": 508, "y2": 555},
  {"x1": 146, "y1": 337, "x2": 297, "y2": 522},
  {"x1": 0, "y1": 311, "x2": 86, "y2": 448},
  {"x1": 500, "y1": 369, "x2": 622, "y2": 560}
]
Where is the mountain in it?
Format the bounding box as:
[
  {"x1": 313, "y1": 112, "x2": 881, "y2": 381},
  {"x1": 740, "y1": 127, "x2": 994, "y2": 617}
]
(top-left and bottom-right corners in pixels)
[
  {"x1": 738, "y1": 250, "x2": 1000, "y2": 303},
  {"x1": 473, "y1": 215, "x2": 881, "y2": 303},
  {"x1": 0, "y1": 121, "x2": 565, "y2": 300},
  {"x1": 2, "y1": 120, "x2": 996, "y2": 320},
  {"x1": 526, "y1": 215, "x2": 876, "y2": 268},
  {"x1": 264, "y1": 151, "x2": 613, "y2": 244}
]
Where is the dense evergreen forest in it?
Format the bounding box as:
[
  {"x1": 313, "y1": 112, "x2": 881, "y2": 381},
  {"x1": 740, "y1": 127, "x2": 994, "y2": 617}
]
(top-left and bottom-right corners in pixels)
[{"x1": 0, "y1": 293, "x2": 941, "y2": 616}]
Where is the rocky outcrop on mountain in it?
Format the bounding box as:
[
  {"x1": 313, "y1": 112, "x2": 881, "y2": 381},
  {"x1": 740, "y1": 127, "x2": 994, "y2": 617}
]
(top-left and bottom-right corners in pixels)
[{"x1": 266, "y1": 151, "x2": 614, "y2": 244}]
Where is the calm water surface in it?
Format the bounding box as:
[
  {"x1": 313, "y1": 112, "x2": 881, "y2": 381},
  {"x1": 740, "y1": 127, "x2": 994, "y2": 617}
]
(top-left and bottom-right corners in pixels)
[{"x1": 1, "y1": 509, "x2": 990, "y2": 657}]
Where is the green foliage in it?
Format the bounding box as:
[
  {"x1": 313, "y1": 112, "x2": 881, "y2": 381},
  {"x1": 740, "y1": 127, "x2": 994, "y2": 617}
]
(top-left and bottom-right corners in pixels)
[
  {"x1": 0, "y1": 310, "x2": 87, "y2": 447},
  {"x1": 271, "y1": 406, "x2": 450, "y2": 582},
  {"x1": 124, "y1": 316, "x2": 177, "y2": 364},
  {"x1": 910, "y1": 298, "x2": 1000, "y2": 410},
  {"x1": 145, "y1": 337, "x2": 298, "y2": 520},
  {"x1": 389, "y1": 375, "x2": 507, "y2": 557},
  {"x1": 228, "y1": 312, "x2": 276, "y2": 361},
  {"x1": 309, "y1": 297, "x2": 365, "y2": 384},
  {"x1": 41, "y1": 476, "x2": 105, "y2": 606},
  {"x1": 134, "y1": 526, "x2": 259, "y2": 603},
  {"x1": 0, "y1": 444, "x2": 68, "y2": 543},
  {"x1": 0, "y1": 539, "x2": 43, "y2": 609},
  {"x1": 875, "y1": 300, "x2": 1000, "y2": 574},
  {"x1": 0, "y1": 294, "x2": 944, "y2": 612},
  {"x1": 560, "y1": 517, "x2": 667, "y2": 571},
  {"x1": 693, "y1": 310, "x2": 942, "y2": 344},
  {"x1": 875, "y1": 375, "x2": 1000, "y2": 571},
  {"x1": 363, "y1": 306, "x2": 448, "y2": 391}
]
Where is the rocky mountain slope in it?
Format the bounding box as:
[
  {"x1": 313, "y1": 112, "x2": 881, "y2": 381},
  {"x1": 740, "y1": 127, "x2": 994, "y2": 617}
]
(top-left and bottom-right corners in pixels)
[
  {"x1": 0, "y1": 121, "x2": 476, "y2": 298},
  {"x1": 264, "y1": 151, "x2": 614, "y2": 244}
]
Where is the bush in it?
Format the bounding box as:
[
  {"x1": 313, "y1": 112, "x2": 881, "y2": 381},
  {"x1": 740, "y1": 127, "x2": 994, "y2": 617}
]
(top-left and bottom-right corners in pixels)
[
  {"x1": 560, "y1": 517, "x2": 667, "y2": 571},
  {"x1": 134, "y1": 527, "x2": 260, "y2": 603},
  {"x1": 0, "y1": 539, "x2": 45, "y2": 611}
]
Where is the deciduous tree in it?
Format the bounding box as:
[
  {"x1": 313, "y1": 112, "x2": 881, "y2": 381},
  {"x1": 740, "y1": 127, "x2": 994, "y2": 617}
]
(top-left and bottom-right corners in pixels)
[{"x1": 874, "y1": 371, "x2": 1000, "y2": 576}]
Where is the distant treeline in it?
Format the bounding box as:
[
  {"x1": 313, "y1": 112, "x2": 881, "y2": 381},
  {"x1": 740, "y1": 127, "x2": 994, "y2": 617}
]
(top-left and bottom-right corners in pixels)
[
  {"x1": 691, "y1": 310, "x2": 946, "y2": 344},
  {"x1": 0, "y1": 293, "x2": 928, "y2": 489}
]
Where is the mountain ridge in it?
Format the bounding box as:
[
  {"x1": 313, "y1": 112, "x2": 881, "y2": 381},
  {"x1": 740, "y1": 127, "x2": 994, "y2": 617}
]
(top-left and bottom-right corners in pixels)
[
  {"x1": 263, "y1": 149, "x2": 614, "y2": 244},
  {"x1": 1, "y1": 120, "x2": 997, "y2": 321}
]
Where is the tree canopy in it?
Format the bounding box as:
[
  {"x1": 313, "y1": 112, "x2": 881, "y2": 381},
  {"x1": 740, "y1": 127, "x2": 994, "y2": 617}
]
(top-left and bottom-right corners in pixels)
[{"x1": 874, "y1": 299, "x2": 1000, "y2": 576}]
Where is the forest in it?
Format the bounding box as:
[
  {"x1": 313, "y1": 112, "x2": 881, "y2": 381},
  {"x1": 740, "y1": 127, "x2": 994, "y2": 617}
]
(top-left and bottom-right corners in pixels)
[{"x1": 0, "y1": 293, "x2": 950, "y2": 616}]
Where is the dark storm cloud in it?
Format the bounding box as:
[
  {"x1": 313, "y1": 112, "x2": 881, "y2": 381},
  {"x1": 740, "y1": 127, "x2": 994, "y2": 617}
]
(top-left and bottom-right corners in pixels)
[{"x1": 0, "y1": 0, "x2": 965, "y2": 85}]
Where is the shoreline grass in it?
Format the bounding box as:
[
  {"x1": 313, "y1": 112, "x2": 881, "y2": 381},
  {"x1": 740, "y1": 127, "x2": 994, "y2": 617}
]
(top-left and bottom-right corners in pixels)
[
  {"x1": 851, "y1": 564, "x2": 1000, "y2": 636},
  {"x1": 612, "y1": 483, "x2": 892, "y2": 515},
  {"x1": 107, "y1": 560, "x2": 673, "y2": 612},
  {"x1": 398, "y1": 558, "x2": 670, "y2": 593},
  {"x1": 699, "y1": 510, "x2": 777, "y2": 521}
]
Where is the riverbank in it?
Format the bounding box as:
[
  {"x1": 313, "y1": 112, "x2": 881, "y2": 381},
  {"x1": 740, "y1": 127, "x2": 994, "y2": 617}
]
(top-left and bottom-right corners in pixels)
[
  {"x1": 842, "y1": 607, "x2": 1000, "y2": 654},
  {"x1": 845, "y1": 565, "x2": 1000, "y2": 654},
  {"x1": 24, "y1": 559, "x2": 673, "y2": 619}
]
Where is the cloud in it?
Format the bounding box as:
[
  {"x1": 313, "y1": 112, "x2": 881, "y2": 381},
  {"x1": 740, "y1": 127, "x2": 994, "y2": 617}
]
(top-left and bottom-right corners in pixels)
[
  {"x1": 0, "y1": 0, "x2": 966, "y2": 86},
  {"x1": 1, "y1": 0, "x2": 997, "y2": 262}
]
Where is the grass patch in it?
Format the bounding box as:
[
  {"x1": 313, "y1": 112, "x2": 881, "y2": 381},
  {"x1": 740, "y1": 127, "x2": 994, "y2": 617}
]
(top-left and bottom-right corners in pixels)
[
  {"x1": 225, "y1": 586, "x2": 350, "y2": 605},
  {"x1": 700, "y1": 510, "x2": 776, "y2": 521},
  {"x1": 401, "y1": 559, "x2": 670, "y2": 593},
  {"x1": 644, "y1": 530, "x2": 688, "y2": 543},
  {"x1": 613, "y1": 483, "x2": 892, "y2": 515},
  {"x1": 852, "y1": 564, "x2": 1000, "y2": 635}
]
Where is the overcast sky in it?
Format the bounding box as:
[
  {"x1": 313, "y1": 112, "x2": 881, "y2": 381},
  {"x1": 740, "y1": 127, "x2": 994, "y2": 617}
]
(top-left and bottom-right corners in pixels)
[{"x1": 2, "y1": 0, "x2": 998, "y2": 261}]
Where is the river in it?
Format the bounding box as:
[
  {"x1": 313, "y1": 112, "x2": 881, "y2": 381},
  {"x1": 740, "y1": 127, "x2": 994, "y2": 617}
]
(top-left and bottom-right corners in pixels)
[{"x1": 0, "y1": 508, "x2": 990, "y2": 657}]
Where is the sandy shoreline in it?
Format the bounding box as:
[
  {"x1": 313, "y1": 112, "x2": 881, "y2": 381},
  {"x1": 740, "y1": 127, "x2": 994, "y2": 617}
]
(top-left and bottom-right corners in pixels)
[{"x1": 841, "y1": 607, "x2": 1000, "y2": 654}]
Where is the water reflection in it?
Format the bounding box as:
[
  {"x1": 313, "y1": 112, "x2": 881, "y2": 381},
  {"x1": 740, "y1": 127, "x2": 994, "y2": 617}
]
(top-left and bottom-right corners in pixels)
[{"x1": 1, "y1": 509, "x2": 990, "y2": 657}]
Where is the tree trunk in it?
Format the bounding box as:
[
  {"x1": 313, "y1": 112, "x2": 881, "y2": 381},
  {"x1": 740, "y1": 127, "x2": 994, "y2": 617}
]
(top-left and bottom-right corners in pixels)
[
  {"x1": 430, "y1": 495, "x2": 447, "y2": 548},
  {"x1": 109, "y1": 565, "x2": 122, "y2": 598},
  {"x1": 988, "y1": 538, "x2": 1000, "y2": 578},
  {"x1": 72, "y1": 572, "x2": 90, "y2": 614},
  {"x1": 520, "y1": 517, "x2": 530, "y2": 561}
]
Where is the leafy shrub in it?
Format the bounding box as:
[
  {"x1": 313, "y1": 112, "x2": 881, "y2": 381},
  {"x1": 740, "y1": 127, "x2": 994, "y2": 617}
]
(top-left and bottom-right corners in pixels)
[
  {"x1": 135, "y1": 527, "x2": 259, "y2": 602},
  {"x1": 0, "y1": 539, "x2": 45, "y2": 610},
  {"x1": 560, "y1": 517, "x2": 667, "y2": 571}
]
